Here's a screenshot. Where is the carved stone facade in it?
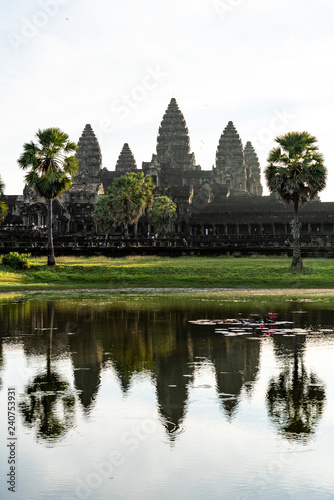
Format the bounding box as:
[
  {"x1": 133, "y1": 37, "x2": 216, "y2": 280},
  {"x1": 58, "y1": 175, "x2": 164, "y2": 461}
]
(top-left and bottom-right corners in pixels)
[
  {"x1": 115, "y1": 143, "x2": 137, "y2": 173},
  {"x1": 3, "y1": 98, "x2": 331, "y2": 239},
  {"x1": 214, "y1": 121, "x2": 247, "y2": 195},
  {"x1": 142, "y1": 98, "x2": 200, "y2": 197},
  {"x1": 60, "y1": 124, "x2": 104, "y2": 233},
  {"x1": 244, "y1": 141, "x2": 262, "y2": 196},
  {"x1": 142, "y1": 99, "x2": 262, "y2": 206},
  {"x1": 4, "y1": 124, "x2": 105, "y2": 234},
  {"x1": 156, "y1": 97, "x2": 198, "y2": 171},
  {"x1": 75, "y1": 124, "x2": 102, "y2": 183}
]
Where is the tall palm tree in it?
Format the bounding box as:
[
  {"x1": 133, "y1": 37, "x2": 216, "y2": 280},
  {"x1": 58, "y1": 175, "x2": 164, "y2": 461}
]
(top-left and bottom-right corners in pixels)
[
  {"x1": 0, "y1": 175, "x2": 8, "y2": 223},
  {"x1": 18, "y1": 128, "x2": 79, "y2": 266},
  {"x1": 265, "y1": 132, "x2": 327, "y2": 269}
]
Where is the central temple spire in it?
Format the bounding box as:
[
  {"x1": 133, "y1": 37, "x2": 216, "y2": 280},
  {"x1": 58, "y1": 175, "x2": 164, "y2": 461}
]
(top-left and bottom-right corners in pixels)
[{"x1": 156, "y1": 98, "x2": 196, "y2": 169}]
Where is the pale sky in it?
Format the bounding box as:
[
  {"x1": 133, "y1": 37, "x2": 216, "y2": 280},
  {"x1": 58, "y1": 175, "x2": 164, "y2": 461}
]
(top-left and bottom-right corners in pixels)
[{"x1": 1, "y1": 0, "x2": 334, "y2": 200}]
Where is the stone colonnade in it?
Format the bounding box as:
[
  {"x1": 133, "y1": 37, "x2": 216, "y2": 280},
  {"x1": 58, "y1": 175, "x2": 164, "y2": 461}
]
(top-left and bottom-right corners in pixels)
[{"x1": 189, "y1": 222, "x2": 333, "y2": 237}]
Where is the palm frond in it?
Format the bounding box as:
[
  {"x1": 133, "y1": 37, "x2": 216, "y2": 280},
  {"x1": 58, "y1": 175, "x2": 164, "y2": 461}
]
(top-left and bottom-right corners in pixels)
[
  {"x1": 265, "y1": 131, "x2": 327, "y2": 207},
  {"x1": 18, "y1": 127, "x2": 79, "y2": 201}
]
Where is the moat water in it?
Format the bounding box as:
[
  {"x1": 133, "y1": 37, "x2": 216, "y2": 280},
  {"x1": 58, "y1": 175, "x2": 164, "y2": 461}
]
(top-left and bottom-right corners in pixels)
[{"x1": 1, "y1": 289, "x2": 334, "y2": 500}]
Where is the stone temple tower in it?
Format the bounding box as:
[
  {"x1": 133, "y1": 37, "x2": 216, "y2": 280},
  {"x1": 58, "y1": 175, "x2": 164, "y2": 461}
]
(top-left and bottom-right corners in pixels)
[
  {"x1": 244, "y1": 141, "x2": 263, "y2": 196},
  {"x1": 156, "y1": 97, "x2": 197, "y2": 170},
  {"x1": 115, "y1": 143, "x2": 137, "y2": 173},
  {"x1": 58, "y1": 124, "x2": 104, "y2": 232},
  {"x1": 214, "y1": 121, "x2": 247, "y2": 196},
  {"x1": 142, "y1": 98, "x2": 200, "y2": 189},
  {"x1": 75, "y1": 124, "x2": 102, "y2": 184}
]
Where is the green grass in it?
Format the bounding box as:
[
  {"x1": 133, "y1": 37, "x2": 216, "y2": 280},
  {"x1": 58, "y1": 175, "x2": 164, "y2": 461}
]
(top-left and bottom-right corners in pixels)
[{"x1": 0, "y1": 255, "x2": 334, "y2": 291}]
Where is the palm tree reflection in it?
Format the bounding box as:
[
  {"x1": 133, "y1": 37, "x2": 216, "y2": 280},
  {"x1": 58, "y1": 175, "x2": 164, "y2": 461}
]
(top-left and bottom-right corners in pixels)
[
  {"x1": 19, "y1": 372, "x2": 75, "y2": 442},
  {"x1": 19, "y1": 303, "x2": 75, "y2": 443},
  {"x1": 266, "y1": 335, "x2": 326, "y2": 442}
]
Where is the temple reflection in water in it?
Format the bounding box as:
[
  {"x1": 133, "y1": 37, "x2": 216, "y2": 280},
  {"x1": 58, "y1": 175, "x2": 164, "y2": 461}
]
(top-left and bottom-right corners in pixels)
[{"x1": 0, "y1": 295, "x2": 330, "y2": 443}]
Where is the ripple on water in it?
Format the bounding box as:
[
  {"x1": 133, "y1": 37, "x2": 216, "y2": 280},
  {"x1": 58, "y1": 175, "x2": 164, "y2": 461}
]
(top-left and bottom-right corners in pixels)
[{"x1": 162, "y1": 420, "x2": 186, "y2": 442}]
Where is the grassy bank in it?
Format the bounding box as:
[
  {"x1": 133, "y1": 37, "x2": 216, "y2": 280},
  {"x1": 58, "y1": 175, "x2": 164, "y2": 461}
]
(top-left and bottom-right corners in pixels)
[{"x1": 0, "y1": 255, "x2": 334, "y2": 291}]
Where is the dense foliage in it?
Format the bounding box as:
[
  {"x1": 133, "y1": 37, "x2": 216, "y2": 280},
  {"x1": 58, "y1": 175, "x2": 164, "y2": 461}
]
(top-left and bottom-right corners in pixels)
[
  {"x1": 94, "y1": 172, "x2": 155, "y2": 237},
  {"x1": 149, "y1": 196, "x2": 177, "y2": 235},
  {"x1": 1, "y1": 252, "x2": 31, "y2": 270}
]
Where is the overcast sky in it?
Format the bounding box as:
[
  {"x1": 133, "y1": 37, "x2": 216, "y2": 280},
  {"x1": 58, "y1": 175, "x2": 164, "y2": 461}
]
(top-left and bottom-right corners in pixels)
[{"x1": 1, "y1": 0, "x2": 334, "y2": 200}]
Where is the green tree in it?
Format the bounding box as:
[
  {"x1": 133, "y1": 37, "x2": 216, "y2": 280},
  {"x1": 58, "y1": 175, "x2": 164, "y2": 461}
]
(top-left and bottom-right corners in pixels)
[
  {"x1": 94, "y1": 172, "x2": 155, "y2": 237},
  {"x1": 93, "y1": 194, "x2": 110, "y2": 236},
  {"x1": 18, "y1": 128, "x2": 79, "y2": 266},
  {"x1": 0, "y1": 175, "x2": 8, "y2": 223},
  {"x1": 149, "y1": 195, "x2": 177, "y2": 235},
  {"x1": 265, "y1": 132, "x2": 327, "y2": 269}
]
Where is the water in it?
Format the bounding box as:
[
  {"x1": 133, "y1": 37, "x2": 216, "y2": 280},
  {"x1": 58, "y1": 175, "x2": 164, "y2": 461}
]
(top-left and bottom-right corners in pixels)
[{"x1": 1, "y1": 290, "x2": 334, "y2": 499}]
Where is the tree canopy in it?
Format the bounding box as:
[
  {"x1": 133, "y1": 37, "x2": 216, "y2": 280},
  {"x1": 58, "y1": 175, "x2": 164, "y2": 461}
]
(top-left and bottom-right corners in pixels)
[
  {"x1": 94, "y1": 172, "x2": 155, "y2": 237},
  {"x1": 265, "y1": 131, "x2": 327, "y2": 269},
  {"x1": 265, "y1": 132, "x2": 327, "y2": 206},
  {"x1": 18, "y1": 128, "x2": 78, "y2": 200},
  {"x1": 149, "y1": 195, "x2": 177, "y2": 235}
]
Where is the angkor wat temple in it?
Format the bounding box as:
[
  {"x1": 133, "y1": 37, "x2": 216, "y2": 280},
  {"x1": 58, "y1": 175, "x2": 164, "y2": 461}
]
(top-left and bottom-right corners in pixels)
[{"x1": 3, "y1": 98, "x2": 334, "y2": 249}]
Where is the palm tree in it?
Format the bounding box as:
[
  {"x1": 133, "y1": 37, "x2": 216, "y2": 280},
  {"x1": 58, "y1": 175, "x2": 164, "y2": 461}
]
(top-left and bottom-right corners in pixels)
[
  {"x1": 94, "y1": 172, "x2": 155, "y2": 238},
  {"x1": 265, "y1": 132, "x2": 327, "y2": 270},
  {"x1": 0, "y1": 175, "x2": 8, "y2": 223},
  {"x1": 18, "y1": 128, "x2": 79, "y2": 266},
  {"x1": 149, "y1": 196, "x2": 177, "y2": 236}
]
